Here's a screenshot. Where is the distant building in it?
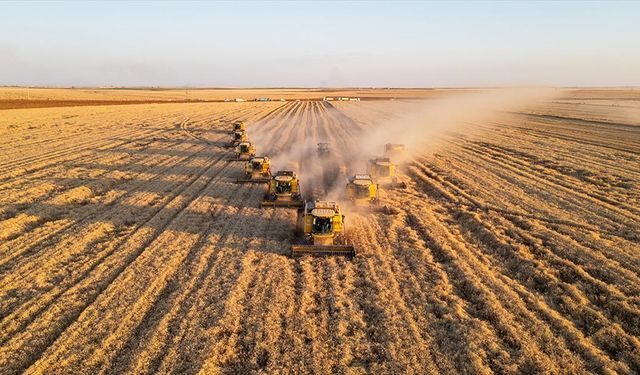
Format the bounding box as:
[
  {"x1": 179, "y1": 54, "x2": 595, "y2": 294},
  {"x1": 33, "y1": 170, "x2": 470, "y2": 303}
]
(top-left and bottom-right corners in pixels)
[{"x1": 234, "y1": 98, "x2": 245, "y2": 102}]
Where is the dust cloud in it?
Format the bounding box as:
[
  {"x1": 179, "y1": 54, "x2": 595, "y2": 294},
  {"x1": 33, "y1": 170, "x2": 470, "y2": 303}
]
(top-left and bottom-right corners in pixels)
[
  {"x1": 352, "y1": 88, "x2": 560, "y2": 166},
  {"x1": 248, "y1": 88, "x2": 560, "y2": 201}
]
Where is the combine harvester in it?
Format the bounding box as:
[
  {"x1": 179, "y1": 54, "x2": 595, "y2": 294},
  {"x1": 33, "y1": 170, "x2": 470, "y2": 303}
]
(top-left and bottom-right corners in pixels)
[
  {"x1": 384, "y1": 143, "x2": 407, "y2": 160},
  {"x1": 229, "y1": 141, "x2": 255, "y2": 161},
  {"x1": 346, "y1": 174, "x2": 379, "y2": 205},
  {"x1": 231, "y1": 121, "x2": 246, "y2": 132},
  {"x1": 227, "y1": 129, "x2": 249, "y2": 148},
  {"x1": 317, "y1": 142, "x2": 330, "y2": 158},
  {"x1": 367, "y1": 157, "x2": 407, "y2": 189},
  {"x1": 291, "y1": 200, "x2": 356, "y2": 257},
  {"x1": 236, "y1": 156, "x2": 271, "y2": 183},
  {"x1": 261, "y1": 171, "x2": 304, "y2": 208},
  {"x1": 345, "y1": 174, "x2": 397, "y2": 214}
]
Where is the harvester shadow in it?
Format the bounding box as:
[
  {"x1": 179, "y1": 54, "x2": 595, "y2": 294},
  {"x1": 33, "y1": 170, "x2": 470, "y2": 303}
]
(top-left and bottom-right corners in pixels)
[
  {"x1": 1, "y1": 187, "x2": 296, "y2": 267},
  {"x1": 4, "y1": 123, "x2": 314, "y2": 261},
  {"x1": 63, "y1": 163, "x2": 220, "y2": 178},
  {"x1": 3, "y1": 153, "x2": 297, "y2": 254},
  {"x1": 94, "y1": 145, "x2": 224, "y2": 158},
  {"x1": 108, "y1": 136, "x2": 215, "y2": 147}
]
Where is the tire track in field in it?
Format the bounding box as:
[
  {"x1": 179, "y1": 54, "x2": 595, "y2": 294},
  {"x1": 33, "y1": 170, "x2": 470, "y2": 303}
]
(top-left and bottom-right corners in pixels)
[
  {"x1": 106, "y1": 178, "x2": 276, "y2": 372},
  {"x1": 420, "y1": 148, "x2": 638, "y2": 241},
  {"x1": 402, "y1": 206, "x2": 618, "y2": 373},
  {"x1": 94, "y1": 179, "x2": 262, "y2": 374},
  {"x1": 0, "y1": 137, "x2": 204, "y2": 270},
  {"x1": 0, "y1": 111, "x2": 204, "y2": 187},
  {"x1": 461, "y1": 120, "x2": 640, "y2": 179},
  {"x1": 408, "y1": 158, "x2": 640, "y2": 279},
  {"x1": 0, "y1": 106, "x2": 147, "y2": 159},
  {"x1": 0, "y1": 103, "x2": 261, "y2": 184},
  {"x1": 0, "y1": 107, "x2": 245, "y2": 294},
  {"x1": 0, "y1": 106, "x2": 257, "y2": 372},
  {"x1": 5, "y1": 150, "x2": 235, "y2": 374},
  {"x1": 0, "y1": 106, "x2": 184, "y2": 174},
  {"x1": 330, "y1": 99, "x2": 640, "y2": 372},
  {"x1": 149, "y1": 208, "x2": 296, "y2": 373},
  {"x1": 400, "y1": 148, "x2": 636, "y2": 372},
  {"x1": 8, "y1": 103, "x2": 289, "y2": 373},
  {"x1": 0, "y1": 110, "x2": 232, "y2": 271},
  {"x1": 465, "y1": 138, "x2": 640, "y2": 206},
  {"x1": 461, "y1": 141, "x2": 640, "y2": 221},
  {"x1": 0, "y1": 104, "x2": 272, "y2": 268}
]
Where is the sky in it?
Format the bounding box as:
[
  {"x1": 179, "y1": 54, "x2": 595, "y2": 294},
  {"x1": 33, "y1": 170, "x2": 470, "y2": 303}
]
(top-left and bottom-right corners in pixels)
[{"x1": 1, "y1": 1, "x2": 639, "y2": 87}]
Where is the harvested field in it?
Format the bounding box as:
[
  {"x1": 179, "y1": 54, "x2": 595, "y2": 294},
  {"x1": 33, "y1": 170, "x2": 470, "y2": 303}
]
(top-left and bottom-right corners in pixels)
[{"x1": 0, "y1": 89, "x2": 639, "y2": 374}]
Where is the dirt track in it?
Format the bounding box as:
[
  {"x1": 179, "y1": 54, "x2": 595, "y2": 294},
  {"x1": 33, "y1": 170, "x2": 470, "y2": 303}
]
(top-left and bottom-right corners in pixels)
[{"x1": 1, "y1": 92, "x2": 639, "y2": 374}]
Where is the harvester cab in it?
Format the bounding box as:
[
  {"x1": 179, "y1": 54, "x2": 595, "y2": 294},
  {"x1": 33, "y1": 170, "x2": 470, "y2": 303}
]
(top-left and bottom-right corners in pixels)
[
  {"x1": 291, "y1": 200, "x2": 355, "y2": 257},
  {"x1": 262, "y1": 171, "x2": 304, "y2": 208},
  {"x1": 384, "y1": 143, "x2": 407, "y2": 160},
  {"x1": 317, "y1": 142, "x2": 330, "y2": 157},
  {"x1": 346, "y1": 174, "x2": 379, "y2": 205},
  {"x1": 367, "y1": 157, "x2": 407, "y2": 189},
  {"x1": 236, "y1": 156, "x2": 271, "y2": 183},
  {"x1": 230, "y1": 141, "x2": 256, "y2": 161},
  {"x1": 232, "y1": 121, "x2": 246, "y2": 132}
]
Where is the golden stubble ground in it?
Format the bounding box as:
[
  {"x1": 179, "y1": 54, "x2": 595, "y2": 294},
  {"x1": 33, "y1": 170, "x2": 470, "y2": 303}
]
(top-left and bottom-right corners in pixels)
[{"x1": 0, "y1": 88, "x2": 639, "y2": 374}]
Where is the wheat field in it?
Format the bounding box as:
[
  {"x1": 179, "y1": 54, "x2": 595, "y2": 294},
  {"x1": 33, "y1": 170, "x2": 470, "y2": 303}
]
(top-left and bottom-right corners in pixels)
[{"x1": 0, "y1": 89, "x2": 639, "y2": 374}]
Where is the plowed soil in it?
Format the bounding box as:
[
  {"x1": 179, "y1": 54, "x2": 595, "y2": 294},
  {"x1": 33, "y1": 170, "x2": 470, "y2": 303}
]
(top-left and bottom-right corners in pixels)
[{"x1": 1, "y1": 90, "x2": 639, "y2": 374}]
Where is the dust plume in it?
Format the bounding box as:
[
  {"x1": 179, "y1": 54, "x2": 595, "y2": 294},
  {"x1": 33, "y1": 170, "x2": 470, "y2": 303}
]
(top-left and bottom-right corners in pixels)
[
  {"x1": 248, "y1": 88, "x2": 560, "y2": 201},
  {"x1": 248, "y1": 110, "x2": 331, "y2": 200},
  {"x1": 351, "y1": 88, "x2": 560, "y2": 167}
]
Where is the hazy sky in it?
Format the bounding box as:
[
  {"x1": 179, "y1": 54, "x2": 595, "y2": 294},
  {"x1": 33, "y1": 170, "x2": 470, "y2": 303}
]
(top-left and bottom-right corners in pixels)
[{"x1": 1, "y1": 1, "x2": 639, "y2": 87}]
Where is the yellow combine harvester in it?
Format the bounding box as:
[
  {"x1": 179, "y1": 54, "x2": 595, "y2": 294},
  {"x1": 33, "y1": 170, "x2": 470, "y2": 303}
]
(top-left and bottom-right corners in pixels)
[
  {"x1": 228, "y1": 130, "x2": 248, "y2": 147},
  {"x1": 367, "y1": 157, "x2": 407, "y2": 189},
  {"x1": 291, "y1": 200, "x2": 355, "y2": 257},
  {"x1": 261, "y1": 171, "x2": 304, "y2": 208},
  {"x1": 231, "y1": 121, "x2": 246, "y2": 132},
  {"x1": 236, "y1": 156, "x2": 271, "y2": 183},
  {"x1": 346, "y1": 174, "x2": 379, "y2": 205},
  {"x1": 384, "y1": 143, "x2": 406, "y2": 160},
  {"x1": 345, "y1": 174, "x2": 397, "y2": 214},
  {"x1": 229, "y1": 141, "x2": 256, "y2": 161}
]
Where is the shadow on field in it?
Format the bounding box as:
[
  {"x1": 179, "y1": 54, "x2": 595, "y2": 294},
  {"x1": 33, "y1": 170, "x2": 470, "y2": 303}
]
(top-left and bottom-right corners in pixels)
[{"x1": 1, "y1": 142, "x2": 298, "y2": 261}]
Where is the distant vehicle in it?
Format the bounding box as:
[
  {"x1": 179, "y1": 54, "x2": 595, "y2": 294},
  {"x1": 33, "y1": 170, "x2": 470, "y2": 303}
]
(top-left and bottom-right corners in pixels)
[
  {"x1": 232, "y1": 121, "x2": 246, "y2": 132},
  {"x1": 383, "y1": 143, "x2": 406, "y2": 160},
  {"x1": 317, "y1": 142, "x2": 330, "y2": 157},
  {"x1": 367, "y1": 157, "x2": 407, "y2": 189},
  {"x1": 255, "y1": 97, "x2": 270, "y2": 102}
]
